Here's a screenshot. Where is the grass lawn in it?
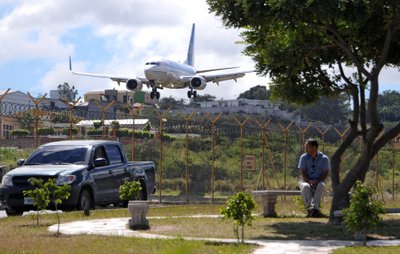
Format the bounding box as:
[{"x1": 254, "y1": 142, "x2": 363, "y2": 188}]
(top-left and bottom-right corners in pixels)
[
  {"x1": 332, "y1": 246, "x2": 400, "y2": 254},
  {"x1": 0, "y1": 197, "x2": 399, "y2": 254}
]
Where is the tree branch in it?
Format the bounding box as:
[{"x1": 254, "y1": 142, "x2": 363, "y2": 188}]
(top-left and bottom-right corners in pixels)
[
  {"x1": 373, "y1": 122, "x2": 400, "y2": 156},
  {"x1": 374, "y1": 25, "x2": 394, "y2": 76},
  {"x1": 325, "y1": 25, "x2": 373, "y2": 81}
]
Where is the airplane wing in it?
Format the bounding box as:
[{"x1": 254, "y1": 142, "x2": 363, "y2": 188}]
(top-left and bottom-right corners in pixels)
[
  {"x1": 202, "y1": 70, "x2": 253, "y2": 84},
  {"x1": 70, "y1": 70, "x2": 149, "y2": 85},
  {"x1": 69, "y1": 57, "x2": 149, "y2": 85},
  {"x1": 196, "y1": 66, "x2": 239, "y2": 74}
]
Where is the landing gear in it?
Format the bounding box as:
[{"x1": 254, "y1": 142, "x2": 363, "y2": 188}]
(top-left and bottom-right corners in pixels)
[
  {"x1": 187, "y1": 89, "x2": 197, "y2": 99},
  {"x1": 149, "y1": 81, "x2": 160, "y2": 100},
  {"x1": 150, "y1": 91, "x2": 160, "y2": 100}
]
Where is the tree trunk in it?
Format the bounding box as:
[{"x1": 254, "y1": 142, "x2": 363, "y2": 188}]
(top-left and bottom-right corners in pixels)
[{"x1": 329, "y1": 140, "x2": 376, "y2": 222}]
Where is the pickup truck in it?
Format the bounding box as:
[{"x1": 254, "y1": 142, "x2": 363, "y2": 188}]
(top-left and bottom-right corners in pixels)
[{"x1": 0, "y1": 140, "x2": 156, "y2": 216}]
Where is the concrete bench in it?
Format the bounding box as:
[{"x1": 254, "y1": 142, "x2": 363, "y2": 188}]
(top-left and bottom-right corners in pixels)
[{"x1": 252, "y1": 190, "x2": 301, "y2": 217}]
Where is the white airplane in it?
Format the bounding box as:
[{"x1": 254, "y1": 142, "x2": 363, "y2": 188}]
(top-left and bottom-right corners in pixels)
[{"x1": 69, "y1": 23, "x2": 251, "y2": 100}]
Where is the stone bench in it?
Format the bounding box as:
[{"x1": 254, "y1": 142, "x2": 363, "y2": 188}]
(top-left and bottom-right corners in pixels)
[{"x1": 252, "y1": 190, "x2": 301, "y2": 217}]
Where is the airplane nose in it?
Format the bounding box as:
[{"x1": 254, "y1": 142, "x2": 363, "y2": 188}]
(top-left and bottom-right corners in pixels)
[{"x1": 144, "y1": 65, "x2": 156, "y2": 80}]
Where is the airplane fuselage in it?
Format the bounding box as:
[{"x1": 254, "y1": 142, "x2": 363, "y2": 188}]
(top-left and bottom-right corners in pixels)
[{"x1": 144, "y1": 59, "x2": 196, "y2": 89}]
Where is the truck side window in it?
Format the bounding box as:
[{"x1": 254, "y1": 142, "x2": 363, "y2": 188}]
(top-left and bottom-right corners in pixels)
[
  {"x1": 94, "y1": 146, "x2": 108, "y2": 165},
  {"x1": 106, "y1": 145, "x2": 123, "y2": 165}
]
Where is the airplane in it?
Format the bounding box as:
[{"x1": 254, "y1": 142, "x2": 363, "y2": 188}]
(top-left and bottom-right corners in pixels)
[{"x1": 69, "y1": 23, "x2": 252, "y2": 100}]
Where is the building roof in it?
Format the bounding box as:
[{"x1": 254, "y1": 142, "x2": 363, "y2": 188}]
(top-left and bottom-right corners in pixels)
[
  {"x1": 0, "y1": 90, "x2": 19, "y2": 96},
  {"x1": 76, "y1": 119, "x2": 148, "y2": 127},
  {"x1": 40, "y1": 140, "x2": 121, "y2": 147}
]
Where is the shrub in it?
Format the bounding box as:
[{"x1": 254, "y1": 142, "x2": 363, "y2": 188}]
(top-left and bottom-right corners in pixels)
[
  {"x1": 87, "y1": 128, "x2": 102, "y2": 136},
  {"x1": 62, "y1": 127, "x2": 78, "y2": 135},
  {"x1": 11, "y1": 129, "x2": 29, "y2": 137},
  {"x1": 220, "y1": 192, "x2": 256, "y2": 243},
  {"x1": 93, "y1": 121, "x2": 102, "y2": 130},
  {"x1": 116, "y1": 128, "x2": 130, "y2": 137},
  {"x1": 37, "y1": 128, "x2": 55, "y2": 136},
  {"x1": 343, "y1": 181, "x2": 384, "y2": 246},
  {"x1": 111, "y1": 120, "x2": 120, "y2": 130}
]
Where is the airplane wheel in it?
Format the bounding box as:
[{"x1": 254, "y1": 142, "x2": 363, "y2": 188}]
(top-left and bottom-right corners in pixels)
[
  {"x1": 187, "y1": 91, "x2": 192, "y2": 98},
  {"x1": 150, "y1": 92, "x2": 155, "y2": 99},
  {"x1": 193, "y1": 91, "x2": 197, "y2": 98},
  {"x1": 156, "y1": 92, "x2": 160, "y2": 99}
]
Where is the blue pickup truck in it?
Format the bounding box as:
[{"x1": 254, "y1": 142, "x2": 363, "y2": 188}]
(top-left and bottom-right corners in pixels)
[{"x1": 0, "y1": 140, "x2": 156, "y2": 216}]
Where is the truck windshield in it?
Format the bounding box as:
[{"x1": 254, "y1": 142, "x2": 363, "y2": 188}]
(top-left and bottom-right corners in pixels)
[{"x1": 25, "y1": 146, "x2": 88, "y2": 165}]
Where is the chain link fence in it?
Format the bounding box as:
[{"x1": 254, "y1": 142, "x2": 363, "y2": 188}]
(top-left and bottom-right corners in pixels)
[{"x1": 1, "y1": 100, "x2": 399, "y2": 203}]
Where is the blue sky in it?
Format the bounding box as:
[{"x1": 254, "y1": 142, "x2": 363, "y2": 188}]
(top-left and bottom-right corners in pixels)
[
  {"x1": 0, "y1": 0, "x2": 398, "y2": 101},
  {"x1": 0, "y1": 0, "x2": 263, "y2": 100}
]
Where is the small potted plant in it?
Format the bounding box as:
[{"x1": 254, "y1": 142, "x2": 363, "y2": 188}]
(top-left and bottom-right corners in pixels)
[{"x1": 119, "y1": 180, "x2": 149, "y2": 230}]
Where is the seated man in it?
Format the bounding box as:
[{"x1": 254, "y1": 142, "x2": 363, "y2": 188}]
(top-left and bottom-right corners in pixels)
[{"x1": 298, "y1": 138, "x2": 330, "y2": 217}]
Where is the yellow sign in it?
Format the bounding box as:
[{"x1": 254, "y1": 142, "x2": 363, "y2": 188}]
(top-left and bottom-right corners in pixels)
[{"x1": 244, "y1": 155, "x2": 256, "y2": 171}]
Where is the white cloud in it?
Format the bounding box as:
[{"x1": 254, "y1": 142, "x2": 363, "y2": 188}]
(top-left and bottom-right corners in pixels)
[{"x1": 0, "y1": 0, "x2": 267, "y2": 99}]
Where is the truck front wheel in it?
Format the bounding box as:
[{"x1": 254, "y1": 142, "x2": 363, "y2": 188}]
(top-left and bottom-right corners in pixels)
[{"x1": 77, "y1": 189, "x2": 93, "y2": 211}]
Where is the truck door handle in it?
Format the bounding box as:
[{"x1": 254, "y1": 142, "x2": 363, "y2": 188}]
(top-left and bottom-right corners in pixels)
[{"x1": 108, "y1": 170, "x2": 113, "y2": 176}]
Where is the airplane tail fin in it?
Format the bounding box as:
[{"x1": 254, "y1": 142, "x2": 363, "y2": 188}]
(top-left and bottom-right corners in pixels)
[{"x1": 184, "y1": 23, "x2": 195, "y2": 67}]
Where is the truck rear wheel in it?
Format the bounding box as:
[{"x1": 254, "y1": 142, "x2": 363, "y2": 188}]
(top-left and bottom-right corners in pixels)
[
  {"x1": 5, "y1": 207, "x2": 24, "y2": 216},
  {"x1": 140, "y1": 181, "x2": 147, "y2": 200},
  {"x1": 77, "y1": 189, "x2": 93, "y2": 211}
]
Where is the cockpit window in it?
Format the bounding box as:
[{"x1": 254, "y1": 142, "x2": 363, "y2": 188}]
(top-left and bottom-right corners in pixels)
[{"x1": 145, "y1": 62, "x2": 160, "y2": 66}]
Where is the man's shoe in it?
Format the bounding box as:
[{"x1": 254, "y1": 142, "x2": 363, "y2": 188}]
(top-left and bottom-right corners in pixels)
[
  {"x1": 312, "y1": 209, "x2": 327, "y2": 218},
  {"x1": 307, "y1": 206, "x2": 315, "y2": 217}
]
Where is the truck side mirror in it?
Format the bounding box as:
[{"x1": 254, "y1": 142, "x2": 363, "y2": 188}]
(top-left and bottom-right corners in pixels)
[
  {"x1": 17, "y1": 159, "x2": 25, "y2": 166},
  {"x1": 94, "y1": 158, "x2": 107, "y2": 167}
]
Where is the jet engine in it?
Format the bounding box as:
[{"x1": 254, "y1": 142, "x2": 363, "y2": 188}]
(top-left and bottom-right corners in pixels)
[
  {"x1": 126, "y1": 78, "x2": 143, "y2": 91},
  {"x1": 190, "y1": 76, "x2": 207, "y2": 90}
]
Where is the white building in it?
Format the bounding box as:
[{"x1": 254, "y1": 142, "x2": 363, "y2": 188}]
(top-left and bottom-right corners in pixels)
[
  {"x1": 0, "y1": 90, "x2": 34, "y2": 138},
  {"x1": 192, "y1": 99, "x2": 296, "y2": 120}
]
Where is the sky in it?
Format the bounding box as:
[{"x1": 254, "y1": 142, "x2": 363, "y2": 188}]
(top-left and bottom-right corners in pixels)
[
  {"x1": 0, "y1": 0, "x2": 398, "y2": 102},
  {"x1": 0, "y1": 0, "x2": 266, "y2": 101}
]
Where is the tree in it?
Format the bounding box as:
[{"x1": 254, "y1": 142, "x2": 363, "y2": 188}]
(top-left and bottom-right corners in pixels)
[
  {"x1": 57, "y1": 83, "x2": 78, "y2": 102},
  {"x1": 343, "y1": 181, "x2": 384, "y2": 246},
  {"x1": 17, "y1": 111, "x2": 35, "y2": 132},
  {"x1": 191, "y1": 94, "x2": 216, "y2": 103},
  {"x1": 300, "y1": 95, "x2": 350, "y2": 124},
  {"x1": 207, "y1": 0, "x2": 400, "y2": 221},
  {"x1": 377, "y1": 90, "x2": 400, "y2": 122},
  {"x1": 23, "y1": 178, "x2": 70, "y2": 231},
  {"x1": 23, "y1": 178, "x2": 50, "y2": 226},
  {"x1": 158, "y1": 96, "x2": 186, "y2": 110},
  {"x1": 220, "y1": 192, "x2": 256, "y2": 244},
  {"x1": 237, "y1": 85, "x2": 271, "y2": 100},
  {"x1": 45, "y1": 179, "x2": 70, "y2": 236}
]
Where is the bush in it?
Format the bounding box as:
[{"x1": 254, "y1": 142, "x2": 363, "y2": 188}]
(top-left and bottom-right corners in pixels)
[
  {"x1": 11, "y1": 129, "x2": 30, "y2": 137},
  {"x1": 116, "y1": 128, "x2": 130, "y2": 137},
  {"x1": 119, "y1": 181, "x2": 142, "y2": 201},
  {"x1": 87, "y1": 128, "x2": 102, "y2": 136},
  {"x1": 62, "y1": 128, "x2": 78, "y2": 135},
  {"x1": 37, "y1": 128, "x2": 55, "y2": 136},
  {"x1": 162, "y1": 134, "x2": 176, "y2": 141}
]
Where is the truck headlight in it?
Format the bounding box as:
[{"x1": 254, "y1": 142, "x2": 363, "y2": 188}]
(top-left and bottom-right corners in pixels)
[
  {"x1": 1, "y1": 174, "x2": 13, "y2": 187},
  {"x1": 56, "y1": 175, "x2": 76, "y2": 185}
]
